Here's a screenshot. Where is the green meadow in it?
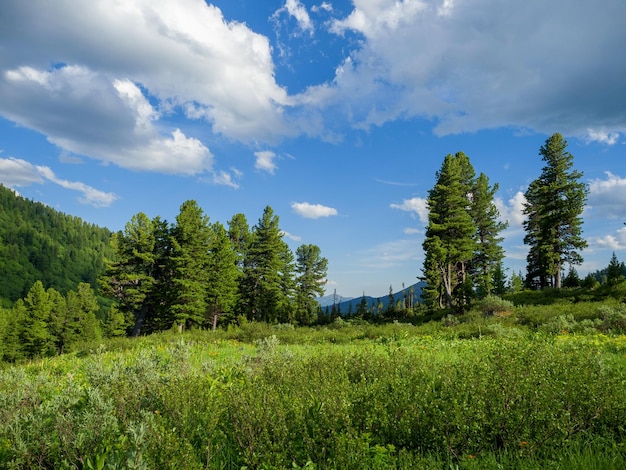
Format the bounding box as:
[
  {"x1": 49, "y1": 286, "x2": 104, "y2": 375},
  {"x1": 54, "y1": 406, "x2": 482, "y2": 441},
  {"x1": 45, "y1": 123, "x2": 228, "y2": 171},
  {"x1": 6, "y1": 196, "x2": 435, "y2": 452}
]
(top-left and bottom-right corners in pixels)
[{"x1": 2, "y1": 309, "x2": 626, "y2": 469}]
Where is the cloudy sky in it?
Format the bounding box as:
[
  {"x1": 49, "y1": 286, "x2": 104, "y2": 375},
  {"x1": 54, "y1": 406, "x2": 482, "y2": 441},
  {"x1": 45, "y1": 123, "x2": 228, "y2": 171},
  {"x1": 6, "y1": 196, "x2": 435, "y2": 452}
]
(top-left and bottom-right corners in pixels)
[{"x1": 1, "y1": 0, "x2": 625, "y2": 297}]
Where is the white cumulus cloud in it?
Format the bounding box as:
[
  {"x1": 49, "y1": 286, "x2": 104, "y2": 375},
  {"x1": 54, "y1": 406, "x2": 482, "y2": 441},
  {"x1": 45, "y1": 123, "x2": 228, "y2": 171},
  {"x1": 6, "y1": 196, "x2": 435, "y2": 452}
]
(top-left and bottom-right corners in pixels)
[
  {"x1": 291, "y1": 202, "x2": 338, "y2": 218},
  {"x1": 495, "y1": 191, "x2": 527, "y2": 229},
  {"x1": 587, "y1": 172, "x2": 626, "y2": 220},
  {"x1": 590, "y1": 227, "x2": 626, "y2": 251},
  {"x1": 0, "y1": 157, "x2": 118, "y2": 207},
  {"x1": 586, "y1": 129, "x2": 621, "y2": 145},
  {"x1": 254, "y1": 151, "x2": 278, "y2": 174},
  {"x1": 307, "y1": 0, "x2": 626, "y2": 138},
  {"x1": 0, "y1": 0, "x2": 292, "y2": 174},
  {"x1": 282, "y1": 0, "x2": 314, "y2": 33},
  {"x1": 390, "y1": 197, "x2": 429, "y2": 223}
]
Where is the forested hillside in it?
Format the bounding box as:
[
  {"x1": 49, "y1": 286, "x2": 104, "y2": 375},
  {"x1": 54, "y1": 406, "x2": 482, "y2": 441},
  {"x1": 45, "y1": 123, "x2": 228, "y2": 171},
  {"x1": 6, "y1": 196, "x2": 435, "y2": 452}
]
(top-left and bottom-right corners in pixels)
[{"x1": 0, "y1": 184, "x2": 112, "y2": 306}]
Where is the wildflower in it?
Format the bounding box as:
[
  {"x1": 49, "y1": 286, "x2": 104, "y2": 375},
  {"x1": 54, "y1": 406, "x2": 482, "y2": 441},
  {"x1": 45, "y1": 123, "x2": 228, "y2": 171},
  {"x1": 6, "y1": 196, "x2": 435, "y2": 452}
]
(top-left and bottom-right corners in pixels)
[
  {"x1": 468, "y1": 454, "x2": 475, "y2": 459},
  {"x1": 519, "y1": 441, "x2": 528, "y2": 447}
]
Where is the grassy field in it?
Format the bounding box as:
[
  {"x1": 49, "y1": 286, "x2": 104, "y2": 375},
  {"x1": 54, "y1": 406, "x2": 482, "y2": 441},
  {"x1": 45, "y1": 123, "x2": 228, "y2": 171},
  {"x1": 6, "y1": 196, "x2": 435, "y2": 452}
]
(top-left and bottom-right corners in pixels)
[{"x1": 1, "y1": 316, "x2": 626, "y2": 469}]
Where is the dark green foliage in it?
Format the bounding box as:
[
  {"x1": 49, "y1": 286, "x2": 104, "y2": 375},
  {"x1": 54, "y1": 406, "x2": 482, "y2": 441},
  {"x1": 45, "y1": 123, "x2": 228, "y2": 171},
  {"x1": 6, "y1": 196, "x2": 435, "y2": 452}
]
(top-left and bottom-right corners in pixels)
[
  {"x1": 170, "y1": 200, "x2": 213, "y2": 331},
  {"x1": 0, "y1": 281, "x2": 104, "y2": 361},
  {"x1": 471, "y1": 173, "x2": 508, "y2": 296},
  {"x1": 19, "y1": 281, "x2": 54, "y2": 357},
  {"x1": 205, "y1": 222, "x2": 239, "y2": 329},
  {"x1": 100, "y1": 213, "x2": 161, "y2": 336},
  {"x1": 0, "y1": 184, "x2": 112, "y2": 304},
  {"x1": 422, "y1": 153, "x2": 506, "y2": 310},
  {"x1": 422, "y1": 152, "x2": 477, "y2": 309},
  {"x1": 239, "y1": 206, "x2": 293, "y2": 323},
  {"x1": 606, "y1": 252, "x2": 624, "y2": 285},
  {"x1": 295, "y1": 244, "x2": 328, "y2": 325},
  {"x1": 563, "y1": 266, "x2": 581, "y2": 288},
  {"x1": 227, "y1": 213, "x2": 251, "y2": 272},
  {"x1": 523, "y1": 133, "x2": 588, "y2": 288},
  {"x1": 491, "y1": 261, "x2": 508, "y2": 295}
]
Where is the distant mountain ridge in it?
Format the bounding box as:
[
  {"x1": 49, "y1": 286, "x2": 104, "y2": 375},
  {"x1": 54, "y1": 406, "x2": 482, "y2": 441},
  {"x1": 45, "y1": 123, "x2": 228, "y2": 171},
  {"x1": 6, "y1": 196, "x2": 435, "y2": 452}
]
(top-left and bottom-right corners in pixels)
[{"x1": 317, "y1": 282, "x2": 425, "y2": 312}]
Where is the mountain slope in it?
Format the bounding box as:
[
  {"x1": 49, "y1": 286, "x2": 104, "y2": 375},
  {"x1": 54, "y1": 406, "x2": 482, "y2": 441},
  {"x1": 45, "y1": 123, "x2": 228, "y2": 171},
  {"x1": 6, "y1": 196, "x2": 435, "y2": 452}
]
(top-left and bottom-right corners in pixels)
[
  {"x1": 319, "y1": 282, "x2": 425, "y2": 313},
  {"x1": 0, "y1": 184, "x2": 113, "y2": 305}
]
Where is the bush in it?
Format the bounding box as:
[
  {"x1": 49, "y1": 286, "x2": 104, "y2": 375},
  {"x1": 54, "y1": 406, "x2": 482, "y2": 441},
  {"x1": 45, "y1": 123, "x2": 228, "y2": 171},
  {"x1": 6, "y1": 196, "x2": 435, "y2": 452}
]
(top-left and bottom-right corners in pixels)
[{"x1": 475, "y1": 295, "x2": 515, "y2": 317}]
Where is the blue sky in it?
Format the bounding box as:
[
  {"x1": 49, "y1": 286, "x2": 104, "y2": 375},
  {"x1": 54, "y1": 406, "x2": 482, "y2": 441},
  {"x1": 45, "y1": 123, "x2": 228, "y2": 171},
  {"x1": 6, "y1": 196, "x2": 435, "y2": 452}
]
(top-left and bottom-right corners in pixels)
[{"x1": 1, "y1": 0, "x2": 626, "y2": 298}]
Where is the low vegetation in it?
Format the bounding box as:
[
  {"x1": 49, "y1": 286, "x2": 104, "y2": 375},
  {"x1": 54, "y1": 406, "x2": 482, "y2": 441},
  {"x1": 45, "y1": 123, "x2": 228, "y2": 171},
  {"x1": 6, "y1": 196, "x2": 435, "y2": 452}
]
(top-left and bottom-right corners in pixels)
[{"x1": 1, "y1": 299, "x2": 626, "y2": 469}]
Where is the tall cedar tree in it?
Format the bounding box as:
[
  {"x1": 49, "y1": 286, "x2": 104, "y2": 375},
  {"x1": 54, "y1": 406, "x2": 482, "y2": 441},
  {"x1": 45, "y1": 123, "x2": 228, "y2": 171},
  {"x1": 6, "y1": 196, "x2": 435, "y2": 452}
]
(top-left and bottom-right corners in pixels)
[
  {"x1": 422, "y1": 153, "x2": 477, "y2": 309},
  {"x1": 19, "y1": 281, "x2": 54, "y2": 357},
  {"x1": 277, "y1": 240, "x2": 297, "y2": 323},
  {"x1": 240, "y1": 206, "x2": 290, "y2": 322},
  {"x1": 606, "y1": 252, "x2": 623, "y2": 285},
  {"x1": 295, "y1": 244, "x2": 328, "y2": 325},
  {"x1": 170, "y1": 200, "x2": 213, "y2": 331},
  {"x1": 100, "y1": 212, "x2": 157, "y2": 336},
  {"x1": 523, "y1": 133, "x2": 588, "y2": 288},
  {"x1": 206, "y1": 222, "x2": 240, "y2": 330},
  {"x1": 471, "y1": 173, "x2": 508, "y2": 296},
  {"x1": 227, "y1": 213, "x2": 251, "y2": 272}
]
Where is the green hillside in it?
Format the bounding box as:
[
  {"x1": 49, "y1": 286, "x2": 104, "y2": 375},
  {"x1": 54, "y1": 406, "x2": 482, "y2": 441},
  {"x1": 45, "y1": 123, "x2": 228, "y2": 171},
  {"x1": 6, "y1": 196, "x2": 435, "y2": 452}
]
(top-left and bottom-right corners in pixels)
[{"x1": 0, "y1": 184, "x2": 112, "y2": 306}]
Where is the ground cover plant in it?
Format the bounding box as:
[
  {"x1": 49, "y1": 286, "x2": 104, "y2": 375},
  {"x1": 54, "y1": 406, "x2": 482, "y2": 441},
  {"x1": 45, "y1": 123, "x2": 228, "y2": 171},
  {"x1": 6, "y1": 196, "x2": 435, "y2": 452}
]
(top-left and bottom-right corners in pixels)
[{"x1": 1, "y1": 316, "x2": 626, "y2": 469}]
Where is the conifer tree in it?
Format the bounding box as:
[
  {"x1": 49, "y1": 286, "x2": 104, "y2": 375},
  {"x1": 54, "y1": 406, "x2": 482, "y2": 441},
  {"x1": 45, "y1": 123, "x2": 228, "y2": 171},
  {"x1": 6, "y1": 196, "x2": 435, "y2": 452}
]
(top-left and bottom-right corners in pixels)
[
  {"x1": 563, "y1": 266, "x2": 581, "y2": 288},
  {"x1": 0, "y1": 307, "x2": 9, "y2": 361},
  {"x1": 523, "y1": 133, "x2": 588, "y2": 288},
  {"x1": 68, "y1": 283, "x2": 101, "y2": 346},
  {"x1": 47, "y1": 287, "x2": 68, "y2": 354},
  {"x1": 422, "y1": 152, "x2": 477, "y2": 308},
  {"x1": 491, "y1": 261, "x2": 508, "y2": 296},
  {"x1": 19, "y1": 281, "x2": 54, "y2": 357},
  {"x1": 277, "y1": 240, "x2": 297, "y2": 323},
  {"x1": 170, "y1": 200, "x2": 213, "y2": 331},
  {"x1": 471, "y1": 173, "x2": 508, "y2": 296},
  {"x1": 606, "y1": 252, "x2": 623, "y2": 285},
  {"x1": 240, "y1": 206, "x2": 291, "y2": 322},
  {"x1": 294, "y1": 244, "x2": 328, "y2": 325},
  {"x1": 100, "y1": 212, "x2": 158, "y2": 336},
  {"x1": 228, "y1": 213, "x2": 251, "y2": 272},
  {"x1": 206, "y1": 222, "x2": 239, "y2": 330}
]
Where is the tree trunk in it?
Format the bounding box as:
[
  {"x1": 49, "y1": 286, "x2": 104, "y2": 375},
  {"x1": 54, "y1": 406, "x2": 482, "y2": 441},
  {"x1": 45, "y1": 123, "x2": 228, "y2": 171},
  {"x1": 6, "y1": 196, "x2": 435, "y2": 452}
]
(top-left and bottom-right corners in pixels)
[
  {"x1": 131, "y1": 302, "x2": 149, "y2": 337},
  {"x1": 554, "y1": 262, "x2": 562, "y2": 289}
]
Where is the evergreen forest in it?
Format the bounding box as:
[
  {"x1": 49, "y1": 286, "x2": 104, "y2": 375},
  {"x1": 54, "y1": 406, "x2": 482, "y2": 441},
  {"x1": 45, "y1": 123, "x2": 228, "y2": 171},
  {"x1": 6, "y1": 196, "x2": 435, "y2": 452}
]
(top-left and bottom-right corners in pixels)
[{"x1": 0, "y1": 184, "x2": 112, "y2": 306}]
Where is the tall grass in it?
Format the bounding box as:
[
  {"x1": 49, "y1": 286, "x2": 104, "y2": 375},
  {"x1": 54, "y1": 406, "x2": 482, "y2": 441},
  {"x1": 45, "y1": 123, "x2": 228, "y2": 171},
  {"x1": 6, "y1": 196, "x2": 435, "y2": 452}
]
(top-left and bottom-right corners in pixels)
[{"x1": 1, "y1": 326, "x2": 625, "y2": 468}]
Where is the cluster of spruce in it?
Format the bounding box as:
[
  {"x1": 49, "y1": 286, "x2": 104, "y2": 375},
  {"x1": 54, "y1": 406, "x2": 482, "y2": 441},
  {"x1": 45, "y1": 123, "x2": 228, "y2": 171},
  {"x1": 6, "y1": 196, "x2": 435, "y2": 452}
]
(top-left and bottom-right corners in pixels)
[
  {"x1": 0, "y1": 281, "x2": 103, "y2": 361},
  {"x1": 421, "y1": 133, "x2": 588, "y2": 310},
  {"x1": 100, "y1": 202, "x2": 329, "y2": 335}
]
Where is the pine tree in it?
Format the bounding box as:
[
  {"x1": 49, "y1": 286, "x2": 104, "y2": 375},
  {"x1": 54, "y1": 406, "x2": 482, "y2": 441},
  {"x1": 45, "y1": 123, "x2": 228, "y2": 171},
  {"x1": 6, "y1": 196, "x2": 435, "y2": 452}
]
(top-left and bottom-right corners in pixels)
[
  {"x1": 606, "y1": 252, "x2": 623, "y2": 285},
  {"x1": 509, "y1": 271, "x2": 525, "y2": 293},
  {"x1": 422, "y1": 152, "x2": 477, "y2": 309},
  {"x1": 523, "y1": 133, "x2": 588, "y2": 288},
  {"x1": 563, "y1": 266, "x2": 581, "y2": 288},
  {"x1": 47, "y1": 287, "x2": 68, "y2": 354},
  {"x1": 491, "y1": 261, "x2": 508, "y2": 296},
  {"x1": 277, "y1": 239, "x2": 297, "y2": 323},
  {"x1": 206, "y1": 222, "x2": 239, "y2": 330},
  {"x1": 100, "y1": 212, "x2": 158, "y2": 336},
  {"x1": 240, "y1": 206, "x2": 293, "y2": 323},
  {"x1": 19, "y1": 281, "x2": 54, "y2": 358},
  {"x1": 471, "y1": 173, "x2": 508, "y2": 296},
  {"x1": 294, "y1": 244, "x2": 328, "y2": 325},
  {"x1": 228, "y1": 213, "x2": 251, "y2": 272},
  {"x1": 170, "y1": 200, "x2": 213, "y2": 331}
]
